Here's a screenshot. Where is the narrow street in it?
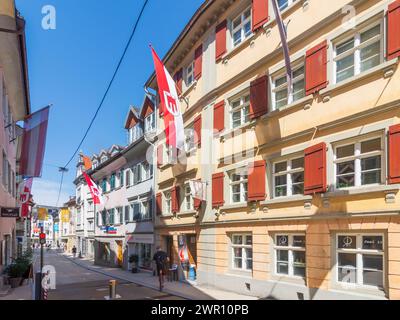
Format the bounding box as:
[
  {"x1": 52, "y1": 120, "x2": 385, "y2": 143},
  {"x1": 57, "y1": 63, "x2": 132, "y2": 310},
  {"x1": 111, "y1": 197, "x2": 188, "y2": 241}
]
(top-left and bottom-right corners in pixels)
[{"x1": 36, "y1": 250, "x2": 184, "y2": 300}]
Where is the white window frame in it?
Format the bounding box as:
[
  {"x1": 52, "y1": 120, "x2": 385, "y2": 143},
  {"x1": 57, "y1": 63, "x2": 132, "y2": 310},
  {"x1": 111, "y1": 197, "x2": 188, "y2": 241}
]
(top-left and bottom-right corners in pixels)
[
  {"x1": 229, "y1": 91, "x2": 250, "y2": 129},
  {"x1": 333, "y1": 20, "x2": 384, "y2": 85},
  {"x1": 164, "y1": 191, "x2": 172, "y2": 215},
  {"x1": 231, "y1": 234, "x2": 253, "y2": 271},
  {"x1": 184, "y1": 125, "x2": 196, "y2": 153},
  {"x1": 271, "y1": 63, "x2": 305, "y2": 111},
  {"x1": 333, "y1": 135, "x2": 384, "y2": 191},
  {"x1": 129, "y1": 123, "x2": 143, "y2": 144},
  {"x1": 272, "y1": 156, "x2": 304, "y2": 198},
  {"x1": 183, "y1": 183, "x2": 194, "y2": 212},
  {"x1": 336, "y1": 233, "x2": 385, "y2": 289},
  {"x1": 231, "y1": 6, "x2": 252, "y2": 48},
  {"x1": 274, "y1": 234, "x2": 306, "y2": 278},
  {"x1": 184, "y1": 61, "x2": 195, "y2": 88},
  {"x1": 277, "y1": 0, "x2": 296, "y2": 11},
  {"x1": 144, "y1": 112, "x2": 156, "y2": 133},
  {"x1": 229, "y1": 169, "x2": 248, "y2": 204}
]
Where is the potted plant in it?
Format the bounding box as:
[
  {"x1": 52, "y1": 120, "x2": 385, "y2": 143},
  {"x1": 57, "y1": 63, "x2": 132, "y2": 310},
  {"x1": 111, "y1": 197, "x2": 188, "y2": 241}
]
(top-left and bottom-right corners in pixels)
[
  {"x1": 6, "y1": 263, "x2": 26, "y2": 288},
  {"x1": 128, "y1": 254, "x2": 139, "y2": 273}
]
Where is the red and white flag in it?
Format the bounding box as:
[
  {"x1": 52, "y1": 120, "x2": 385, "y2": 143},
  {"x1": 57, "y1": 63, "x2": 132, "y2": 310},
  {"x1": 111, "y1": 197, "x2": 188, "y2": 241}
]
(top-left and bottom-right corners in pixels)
[
  {"x1": 151, "y1": 47, "x2": 185, "y2": 150},
  {"x1": 83, "y1": 172, "x2": 104, "y2": 205},
  {"x1": 18, "y1": 178, "x2": 33, "y2": 218},
  {"x1": 19, "y1": 106, "x2": 50, "y2": 177}
]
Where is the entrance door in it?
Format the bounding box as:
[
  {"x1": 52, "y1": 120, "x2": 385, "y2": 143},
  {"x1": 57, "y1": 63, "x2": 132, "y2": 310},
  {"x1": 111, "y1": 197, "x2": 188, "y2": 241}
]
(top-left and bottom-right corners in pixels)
[
  {"x1": 187, "y1": 234, "x2": 197, "y2": 266},
  {"x1": 165, "y1": 236, "x2": 174, "y2": 266},
  {"x1": 116, "y1": 241, "x2": 123, "y2": 267}
]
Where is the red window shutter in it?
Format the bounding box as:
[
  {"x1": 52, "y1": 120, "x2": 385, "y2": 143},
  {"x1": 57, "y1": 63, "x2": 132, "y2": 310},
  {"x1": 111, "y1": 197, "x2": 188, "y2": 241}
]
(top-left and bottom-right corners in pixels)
[
  {"x1": 389, "y1": 124, "x2": 400, "y2": 184},
  {"x1": 156, "y1": 193, "x2": 162, "y2": 216},
  {"x1": 174, "y1": 68, "x2": 183, "y2": 95},
  {"x1": 215, "y1": 20, "x2": 227, "y2": 62},
  {"x1": 248, "y1": 160, "x2": 266, "y2": 201},
  {"x1": 157, "y1": 145, "x2": 163, "y2": 168},
  {"x1": 171, "y1": 186, "x2": 180, "y2": 213},
  {"x1": 252, "y1": 0, "x2": 269, "y2": 31},
  {"x1": 305, "y1": 41, "x2": 328, "y2": 96},
  {"x1": 213, "y1": 101, "x2": 225, "y2": 132},
  {"x1": 194, "y1": 114, "x2": 202, "y2": 147},
  {"x1": 212, "y1": 173, "x2": 224, "y2": 208},
  {"x1": 304, "y1": 142, "x2": 327, "y2": 195},
  {"x1": 388, "y1": 1, "x2": 400, "y2": 60},
  {"x1": 250, "y1": 75, "x2": 269, "y2": 119},
  {"x1": 194, "y1": 198, "x2": 202, "y2": 210},
  {"x1": 194, "y1": 44, "x2": 203, "y2": 80}
]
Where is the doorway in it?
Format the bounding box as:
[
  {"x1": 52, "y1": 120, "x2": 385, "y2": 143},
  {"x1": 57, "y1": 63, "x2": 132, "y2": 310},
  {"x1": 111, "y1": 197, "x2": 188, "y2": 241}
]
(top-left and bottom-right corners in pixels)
[
  {"x1": 187, "y1": 234, "x2": 197, "y2": 266},
  {"x1": 116, "y1": 241, "x2": 123, "y2": 267},
  {"x1": 165, "y1": 236, "x2": 174, "y2": 266}
]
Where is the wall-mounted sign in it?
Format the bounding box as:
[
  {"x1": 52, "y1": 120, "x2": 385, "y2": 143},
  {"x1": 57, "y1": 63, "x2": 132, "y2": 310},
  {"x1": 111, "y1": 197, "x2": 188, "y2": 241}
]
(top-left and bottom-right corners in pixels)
[{"x1": 0, "y1": 207, "x2": 20, "y2": 218}]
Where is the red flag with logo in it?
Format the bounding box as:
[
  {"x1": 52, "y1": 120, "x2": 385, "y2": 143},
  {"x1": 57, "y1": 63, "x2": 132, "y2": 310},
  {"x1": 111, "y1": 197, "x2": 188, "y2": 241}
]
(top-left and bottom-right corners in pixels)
[
  {"x1": 151, "y1": 47, "x2": 185, "y2": 150},
  {"x1": 19, "y1": 106, "x2": 50, "y2": 177},
  {"x1": 19, "y1": 178, "x2": 33, "y2": 217},
  {"x1": 83, "y1": 172, "x2": 104, "y2": 205}
]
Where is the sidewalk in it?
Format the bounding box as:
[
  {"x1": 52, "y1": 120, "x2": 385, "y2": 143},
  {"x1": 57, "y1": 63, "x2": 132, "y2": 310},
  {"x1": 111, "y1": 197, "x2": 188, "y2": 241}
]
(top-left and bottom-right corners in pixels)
[
  {"x1": 60, "y1": 253, "x2": 257, "y2": 300},
  {"x1": 0, "y1": 282, "x2": 32, "y2": 300}
]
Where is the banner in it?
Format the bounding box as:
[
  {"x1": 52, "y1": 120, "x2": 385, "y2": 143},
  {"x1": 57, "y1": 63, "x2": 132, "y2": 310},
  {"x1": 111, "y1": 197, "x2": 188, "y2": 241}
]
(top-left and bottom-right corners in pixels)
[
  {"x1": 189, "y1": 180, "x2": 207, "y2": 201},
  {"x1": 19, "y1": 106, "x2": 50, "y2": 178},
  {"x1": 37, "y1": 207, "x2": 48, "y2": 221},
  {"x1": 83, "y1": 172, "x2": 104, "y2": 205},
  {"x1": 18, "y1": 178, "x2": 33, "y2": 217},
  {"x1": 151, "y1": 47, "x2": 185, "y2": 150},
  {"x1": 60, "y1": 208, "x2": 70, "y2": 223}
]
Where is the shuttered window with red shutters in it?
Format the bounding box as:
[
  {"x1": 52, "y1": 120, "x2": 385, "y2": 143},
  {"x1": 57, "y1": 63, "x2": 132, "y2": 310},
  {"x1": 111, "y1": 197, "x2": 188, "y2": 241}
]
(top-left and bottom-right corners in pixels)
[
  {"x1": 305, "y1": 41, "x2": 328, "y2": 96},
  {"x1": 156, "y1": 193, "x2": 162, "y2": 216},
  {"x1": 215, "y1": 20, "x2": 227, "y2": 61},
  {"x1": 157, "y1": 144, "x2": 163, "y2": 168},
  {"x1": 252, "y1": 0, "x2": 269, "y2": 31},
  {"x1": 194, "y1": 44, "x2": 203, "y2": 80},
  {"x1": 388, "y1": 0, "x2": 400, "y2": 60},
  {"x1": 214, "y1": 101, "x2": 225, "y2": 132},
  {"x1": 250, "y1": 75, "x2": 269, "y2": 119},
  {"x1": 194, "y1": 115, "x2": 202, "y2": 147},
  {"x1": 304, "y1": 142, "x2": 327, "y2": 195},
  {"x1": 212, "y1": 173, "x2": 225, "y2": 208},
  {"x1": 248, "y1": 160, "x2": 266, "y2": 201},
  {"x1": 171, "y1": 186, "x2": 180, "y2": 213},
  {"x1": 389, "y1": 124, "x2": 400, "y2": 184},
  {"x1": 174, "y1": 68, "x2": 183, "y2": 95}
]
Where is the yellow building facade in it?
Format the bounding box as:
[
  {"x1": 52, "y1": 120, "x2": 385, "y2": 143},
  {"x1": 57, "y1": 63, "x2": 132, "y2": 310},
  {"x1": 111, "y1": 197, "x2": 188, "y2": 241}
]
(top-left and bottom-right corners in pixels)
[{"x1": 147, "y1": 0, "x2": 400, "y2": 299}]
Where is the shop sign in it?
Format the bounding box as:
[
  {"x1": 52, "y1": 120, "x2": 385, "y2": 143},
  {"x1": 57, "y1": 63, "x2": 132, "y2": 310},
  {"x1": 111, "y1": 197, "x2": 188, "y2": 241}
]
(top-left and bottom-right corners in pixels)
[{"x1": 0, "y1": 207, "x2": 20, "y2": 218}]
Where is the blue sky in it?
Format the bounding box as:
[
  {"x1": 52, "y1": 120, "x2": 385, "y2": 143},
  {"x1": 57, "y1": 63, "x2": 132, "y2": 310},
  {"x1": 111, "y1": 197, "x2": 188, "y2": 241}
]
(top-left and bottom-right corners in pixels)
[{"x1": 15, "y1": 0, "x2": 203, "y2": 206}]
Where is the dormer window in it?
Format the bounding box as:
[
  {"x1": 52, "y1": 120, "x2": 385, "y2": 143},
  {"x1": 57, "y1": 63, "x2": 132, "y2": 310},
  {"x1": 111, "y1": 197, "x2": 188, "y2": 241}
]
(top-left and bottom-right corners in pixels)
[
  {"x1": 92, "y1": 161, "x2": 98, "y2": 169},
  {"x1": 144, "y1": 112, "x2": 156, "y2": 133},
  {"x1": 129, "y1": 123, "x2": 143, "y2": 144},
  {"x1": 100, "y1": 156, "x2": 108, "y2": 164}
]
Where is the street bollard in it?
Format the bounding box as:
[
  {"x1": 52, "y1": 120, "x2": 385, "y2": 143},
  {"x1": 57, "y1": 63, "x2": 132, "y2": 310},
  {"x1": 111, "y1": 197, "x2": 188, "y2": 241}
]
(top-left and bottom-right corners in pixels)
[{"x1": 109, "y1": 280, "x2": 116, "y2": 300}]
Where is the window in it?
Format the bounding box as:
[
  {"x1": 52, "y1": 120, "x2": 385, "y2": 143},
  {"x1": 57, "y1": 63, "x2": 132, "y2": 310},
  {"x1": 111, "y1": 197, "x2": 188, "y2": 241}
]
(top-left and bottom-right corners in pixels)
[
  {"x1": 119, "y1": 169, "x2": 124, "y2": 187},
  {"x1": 116, "y1": 207, "x2": 123, "y2": 224},
  {"x1": 124, "y1": 205, "x2": 130, "y2": 223},
  {"x1": 166, "y1": 145, "x2": 178, "y2": 164},
  {"x1": 101, "y1": 179, "x2": 107, "y2": 193},
  {"x1": 144, "y1": 113, "x2": 156, "y2": 133},
  {"x1": 185, "y1": 62, "x2": 195, "y2": 87},
  {"x1": 108, "y1": 209, "x2": 115, "y2": 225},
  {"x1": 92, "y1": 161, "x2": 98, "y2": 169},
  {"x1": 164, "y1": 191, "x2": 172, "y2": 215},
  {"x1": 333, "y1": 22, "x2": 383, "y2": 84},
  {"x1": 230, "y1": 93, "x2": 250, "y2": 129},
  {"x1": 129, "y1": 124, "x2": 143, "y2": 144},
  {"x1": 277, "y1": 0, "x2": 296, "y2": 11},
  {"x1": 229, "y1": 169, "x2": 248, "y2": 203},
  {"x1": 336, "y1": 234, "x2": 384, "y2": 289},
  {"x1": 2, "y1": 151, "x2": 7, "y2": 188},
  {"x1": 334, "y1": 137, "x2": 382, "y2": 189},
  {"x1": 110, "y1": 173, "x2": 116, "y2": 190},
  {"x1": 184, "y1": 125, "x2": 195, "y2": 153},
  {"x1": 272, "y1": 65, "x2": 305, "y2": 110},
  {"x1": 273, "y1": 157, "x2": 304, "y2": 198},
  {"x1": 184, "y1": 184, "x2": 193, "y2": 211},
  {"x1": 125, "y1": 169, "x2": 131, "y2": 187},
  {"x1": 133, "y1": 164, "x2": 142, "y2": 185},
  {"x1": 274, "y1": 234, "x2": 306, "y2": 278},
  {"x1": 231, "y1": 7, "x2": 252, "y2": 47},
  {"x1": 100, "y1": 155, "x2": 108, "y2": 164},
  {"x1": 142, "y1": 162, "x2": 152, "y2": 181},
  {"x1": 131, "y1": 203, "x2": 141, "y2": 221},
  {"x1": 232, "y1": 234, "x2": 253, "y2": 271}
]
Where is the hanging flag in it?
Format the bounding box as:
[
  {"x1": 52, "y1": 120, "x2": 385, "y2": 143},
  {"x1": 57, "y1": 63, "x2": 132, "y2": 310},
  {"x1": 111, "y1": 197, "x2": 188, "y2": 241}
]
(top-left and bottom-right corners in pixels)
[
  {"x1": 82, "y1": 155, "x2": 92, "y2": 171},
  {"x1": 18, "y1": 178, "x2": 33, "y2": 218},
  {"x1": 19, "y1": 106, "x2": 50, "y2": 177},
  {"x1": 150, "y1": 47, "x2": 185, "y2": 151},
  {"x1": 83, "y1": 172, "x2": 104, "y2": 205},
  {"x1": 271, "y1": 0, "x2": 293, "y2": 99},
  {"x1": 37, "y1": 207, "x2": 48, "y2": 221},
  {"x1": 60, "y1": 208, "x2": 70, "y2": 223},
  {"x1": 189, "y1": 180, "x2": 207, "y2": 201}
]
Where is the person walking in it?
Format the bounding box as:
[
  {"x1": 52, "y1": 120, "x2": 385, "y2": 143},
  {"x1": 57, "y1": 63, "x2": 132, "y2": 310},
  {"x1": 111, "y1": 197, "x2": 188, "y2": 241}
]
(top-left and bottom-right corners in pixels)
[
  {"x1": 72, "y1": 245, "x2": 77, "y2": 259},
  {"x1": 153, "y1": 246, "x2": 169, "y2": 291}
]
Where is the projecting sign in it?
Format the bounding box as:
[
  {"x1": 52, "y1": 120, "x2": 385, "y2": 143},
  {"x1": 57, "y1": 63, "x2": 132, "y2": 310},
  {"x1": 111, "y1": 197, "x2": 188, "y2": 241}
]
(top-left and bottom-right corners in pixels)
[{"x1": 0, "y1": 207, "x2": 20, "y2": 218}]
